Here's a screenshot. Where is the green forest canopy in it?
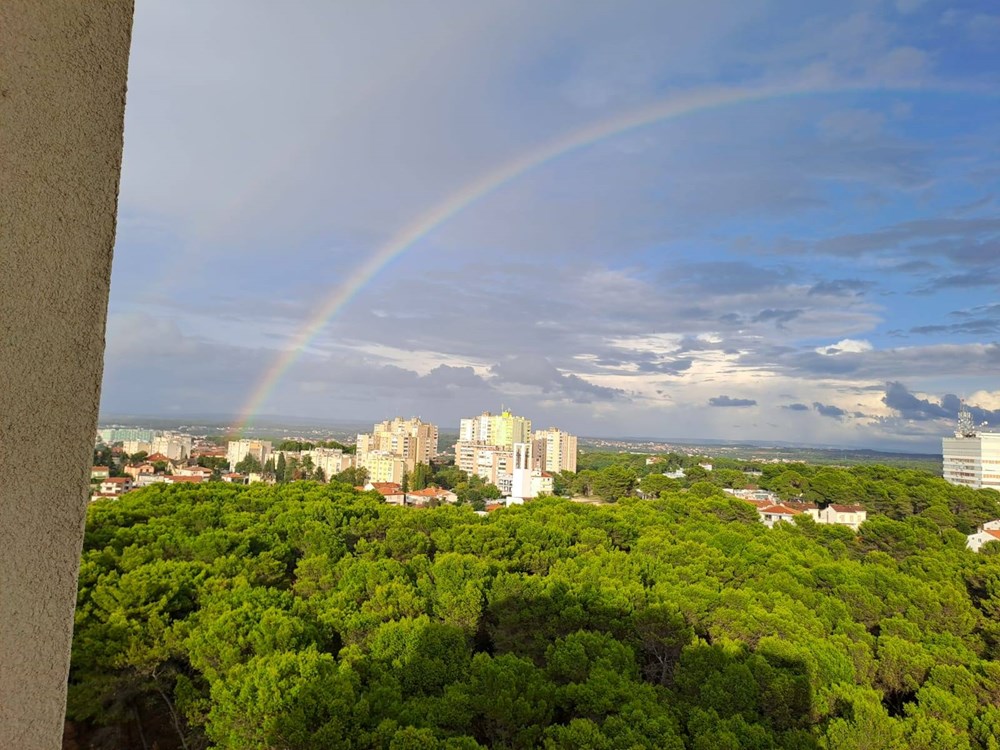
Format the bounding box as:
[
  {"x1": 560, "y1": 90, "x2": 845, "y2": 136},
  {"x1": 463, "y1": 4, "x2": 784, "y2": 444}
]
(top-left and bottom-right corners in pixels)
[{"x1": 69, "y1": 464, "x2": 1000, "y2": 749}]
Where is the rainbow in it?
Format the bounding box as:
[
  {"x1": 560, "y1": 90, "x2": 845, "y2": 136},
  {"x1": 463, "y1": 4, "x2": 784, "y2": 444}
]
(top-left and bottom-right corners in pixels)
[{"x1": 233, "y1": 78, "x2": 979, "y2": 431}]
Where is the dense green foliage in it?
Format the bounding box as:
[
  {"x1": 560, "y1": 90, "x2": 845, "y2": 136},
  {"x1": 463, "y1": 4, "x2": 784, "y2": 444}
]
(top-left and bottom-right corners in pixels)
[
  {"x1": 578, "y1": 453, "x2": 1000, "y2": 533},
  {"x1": 70, "y1": 470, "x2": 1000, "y2": 749}
]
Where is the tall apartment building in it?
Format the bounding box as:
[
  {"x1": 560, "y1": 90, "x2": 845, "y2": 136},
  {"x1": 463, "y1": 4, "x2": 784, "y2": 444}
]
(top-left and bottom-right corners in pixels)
[
  {"x1": 358, "y1": 451, "x2": 407, "y2": 484},
  {"x1": 355, "y1": 417, "x2": 437, "y2": 484},
  {"x1": 458, "y1": 410, "x2": 531, "y2": 449},
  {"x1": 227, "y1": 439, "x2": 272, "y2": 471},
  {"x1": 455, "y1": 409, "x2": 534, "y2": 493},
  {"x1": 942, "y1": 407, "x2": 1000, "y2": 491},
  {"x1": 98, "y1": 427, "x2": 154, "y2": 444},
  {"x1": 150, "y1": 433, "x2": 193, "y2": 461},
  {"x1": 306, "y1": 447, "x2": 355, "y2": 480},
  {"x1": 356, "y1": 417, "x2": 438, "y2": 472},
  {"x1": 122, "y1": 439, "x2": 152, "y2": 456},
  {"x1": 531, "y1": 428, "x2": 578, "y2": 473},
  {"x1": 455, "y1": 442, "x2": 514, "y2": 485}
]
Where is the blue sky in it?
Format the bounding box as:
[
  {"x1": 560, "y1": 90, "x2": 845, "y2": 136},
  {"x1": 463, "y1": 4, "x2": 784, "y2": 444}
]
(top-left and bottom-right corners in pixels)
[{"x1": 103, "y1": 0, "x2": 1000, "y2": 451}]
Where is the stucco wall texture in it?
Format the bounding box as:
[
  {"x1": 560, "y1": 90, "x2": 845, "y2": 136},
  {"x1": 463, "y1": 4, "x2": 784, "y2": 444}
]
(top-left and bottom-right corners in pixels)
[{"x1": 0, "y1": 2, "x2": 133, "y2": 748}]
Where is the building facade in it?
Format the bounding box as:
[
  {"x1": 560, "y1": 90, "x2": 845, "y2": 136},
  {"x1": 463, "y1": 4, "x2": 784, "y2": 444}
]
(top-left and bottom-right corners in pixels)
[
  {"x1": 458, "y1": 410, "x2": 531, "y2": 449},
  {"x1": 121, "y1": 439, "x2": 152, "y2": 455},
  {"x1": 98, "y1": 427, "x2": 154, "y2": 444},
  {"x1": 226, "y1": 439, "x2": 273, "y2": 471},
  {"x1": 531, "y1": 428, "x2": 578, "y2": 473},
  {"x1": 357, "y1": 450, "x2": 407, "y2": 484},
  {"x1": 942, "y1": 408, "x2": 1000, "y2": 491},
  {"x1": 150, "y1": 433, "x2": 192, "y2": 461},
  {"x1": 356, "y1": 417, "x2": 438, "y2": 474},
  {"x1": 305, "y1": 447, "x2": 355, "y2": 480}
]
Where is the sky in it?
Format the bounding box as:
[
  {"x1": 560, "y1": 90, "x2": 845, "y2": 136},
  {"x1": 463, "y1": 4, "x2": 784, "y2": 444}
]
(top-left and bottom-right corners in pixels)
[{"x1": 102, "y1": 0, "x2": 1000, "y2": 452}]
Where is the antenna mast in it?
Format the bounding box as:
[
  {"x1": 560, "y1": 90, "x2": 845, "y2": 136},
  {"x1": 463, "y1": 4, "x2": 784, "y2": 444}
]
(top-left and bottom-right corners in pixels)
[{"x1": 957, "y1": 403, "x2": 977, "y2": 438}]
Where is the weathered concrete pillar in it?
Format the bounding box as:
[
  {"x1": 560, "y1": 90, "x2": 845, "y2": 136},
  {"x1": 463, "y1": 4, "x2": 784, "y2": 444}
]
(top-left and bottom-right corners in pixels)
[{"x1": 0, "y1": 2, "x2": 133, "y2": 747}]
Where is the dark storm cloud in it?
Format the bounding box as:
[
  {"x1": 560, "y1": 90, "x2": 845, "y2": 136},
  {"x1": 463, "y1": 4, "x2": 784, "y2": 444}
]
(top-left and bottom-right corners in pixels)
[
  {"x1": 952, "y1": 302, "x2": 1000, "y2": 319},
  {"x1": 675, "y1": 336, "x2": 723, "y2": 353},
  {"x1": 751, "y1": 308, "x2": 804, "y2": 328},
  {"x1": 489, "y1": 354, "x2": 625, "y2": 403},
  {"x1": 774, "y1": 343, "x2": 1000, "y2": 380},
  {"x1": 636, "y1": 358, "x2": 694, "y2": 375},
  {"x1": 909, "y1": 319, "x2": 1000, "y2": 335},
  {"x1": 915, "y1": 270, "x2": 1000, "y2": 294},
  {"x1": 708, "y1": 395, "x2": 757, "y2": 407},
  {"x1": 813, "y1": 402, "x2": 847, "y2": 419},
  {"x1": 675, "y1": 262, "x2": 796, "y2": 294},
  {"x1": 881, "y1": 381, "x2": 1000, "y2": 425},
  {"x1": 421, "y1": 365, "x2": 494, "y2": 390},
  {"x1": 808, "y1": 279, "x2": 874, "y2": 297},
  {"x1": 774, "y1": 218, "x2": 1000, "y2": 266},
  {"x1": 891, "y1": 260, "x2": 937, "y2": 274}
]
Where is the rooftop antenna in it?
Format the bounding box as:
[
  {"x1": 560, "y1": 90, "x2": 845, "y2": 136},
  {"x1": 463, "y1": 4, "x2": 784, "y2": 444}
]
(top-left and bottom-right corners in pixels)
[{"x1": 957, "y1": 402, "x2": 977, "y2": 438}]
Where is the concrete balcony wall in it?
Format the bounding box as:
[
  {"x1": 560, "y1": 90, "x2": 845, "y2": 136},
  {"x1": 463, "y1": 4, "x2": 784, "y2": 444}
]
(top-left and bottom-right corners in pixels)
[{"x1": 0, "y1": 2, "x2": 133, "y2": 747}]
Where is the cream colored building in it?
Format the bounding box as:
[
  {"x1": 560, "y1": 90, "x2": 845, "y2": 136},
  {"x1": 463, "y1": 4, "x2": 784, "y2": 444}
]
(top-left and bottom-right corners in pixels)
[
  {"x1": 810, "y1": 504, "x2": 867, "y2": 531},
  {"x1": 356, "y1": 417, "x2": 438, "y2": 473},
  {"x1": 358, "y1": 450, "x2": 407, "y2": 484},
  {"x1": 304, "y1": 447, "x2": 355, "y2": 480},
  {"x1": 226, "y1": 439, "x2": 273, "y2": 471},
  {"x1": 531, "y1": 471, "x2": 555, "y2": 497},
  {"x1": 455, "y1": 441, "x2": 513, "y2": 486},
  {"x1": 531, "y1": 428, "x2": 578, "y2": 473},
  {"x1": 122, "y1": 439, "x2": 152, "y2": 455}
]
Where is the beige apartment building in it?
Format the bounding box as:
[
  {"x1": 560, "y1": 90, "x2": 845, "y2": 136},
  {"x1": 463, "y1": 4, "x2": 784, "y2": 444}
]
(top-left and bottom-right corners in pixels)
[
  {"x1": 307, "y1": 447, "x2": 355, "y2": 479},
  {"x1": 531, "y1": 428, "x2": 578, "y2": 473},
  {"x1": 356, "y1": 417, "x2": 438, "y2": 483},
  {"x1": 455, "y1": 441, "x2": 514, "y2": 486},
  {"x1": 358, "y1": 451, "x2": 407, "y2": 484},
  {"x1": 357, "y1": 417, "x2": 438, "y2": 472}
]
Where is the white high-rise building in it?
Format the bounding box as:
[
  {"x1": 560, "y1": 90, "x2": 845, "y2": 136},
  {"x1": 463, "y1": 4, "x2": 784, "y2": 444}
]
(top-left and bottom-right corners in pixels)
[
  {"x1": 227, "y1": 439, "x2": 272, "y2": 471},
  {"x1": 458, "y1": 410, "x2": 531, "y2": 449},
  {"x1": 942, "y1": 407, "x2": 1000, "y2": 491},
  {"x1": 150, "y1": 433, "x2": 193, "y2": 461}
]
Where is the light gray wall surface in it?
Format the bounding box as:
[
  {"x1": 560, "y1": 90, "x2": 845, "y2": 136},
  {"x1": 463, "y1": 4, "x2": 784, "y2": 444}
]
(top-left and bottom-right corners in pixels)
[{"x1": 0, "y1": 2, "x2": 133, "y2": 747}]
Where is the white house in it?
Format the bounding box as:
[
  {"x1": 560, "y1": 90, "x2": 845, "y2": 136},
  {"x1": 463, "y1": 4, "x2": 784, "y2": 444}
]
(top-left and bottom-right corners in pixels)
[
  {"x1": 98, "y1": 477, "x2": 132, "y2": 495},
  {"x1": 173, "y1": 465, "x2": 212, "y2": 478},
  {"x1": 757, "y1": 503, "x2": 802, "y2": 528},
  {"x1": 967, "y1": 528, "x2": 1000, "y2": 553},
  {"x1": 813, "y1": 504, "x2": 868, "y2": 531}
]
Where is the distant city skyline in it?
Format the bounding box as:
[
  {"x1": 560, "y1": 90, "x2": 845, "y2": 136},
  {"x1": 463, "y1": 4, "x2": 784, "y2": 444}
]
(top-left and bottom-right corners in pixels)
[{"x1": 103, "y1": 1, "x2": 1000, "y2": 453}]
